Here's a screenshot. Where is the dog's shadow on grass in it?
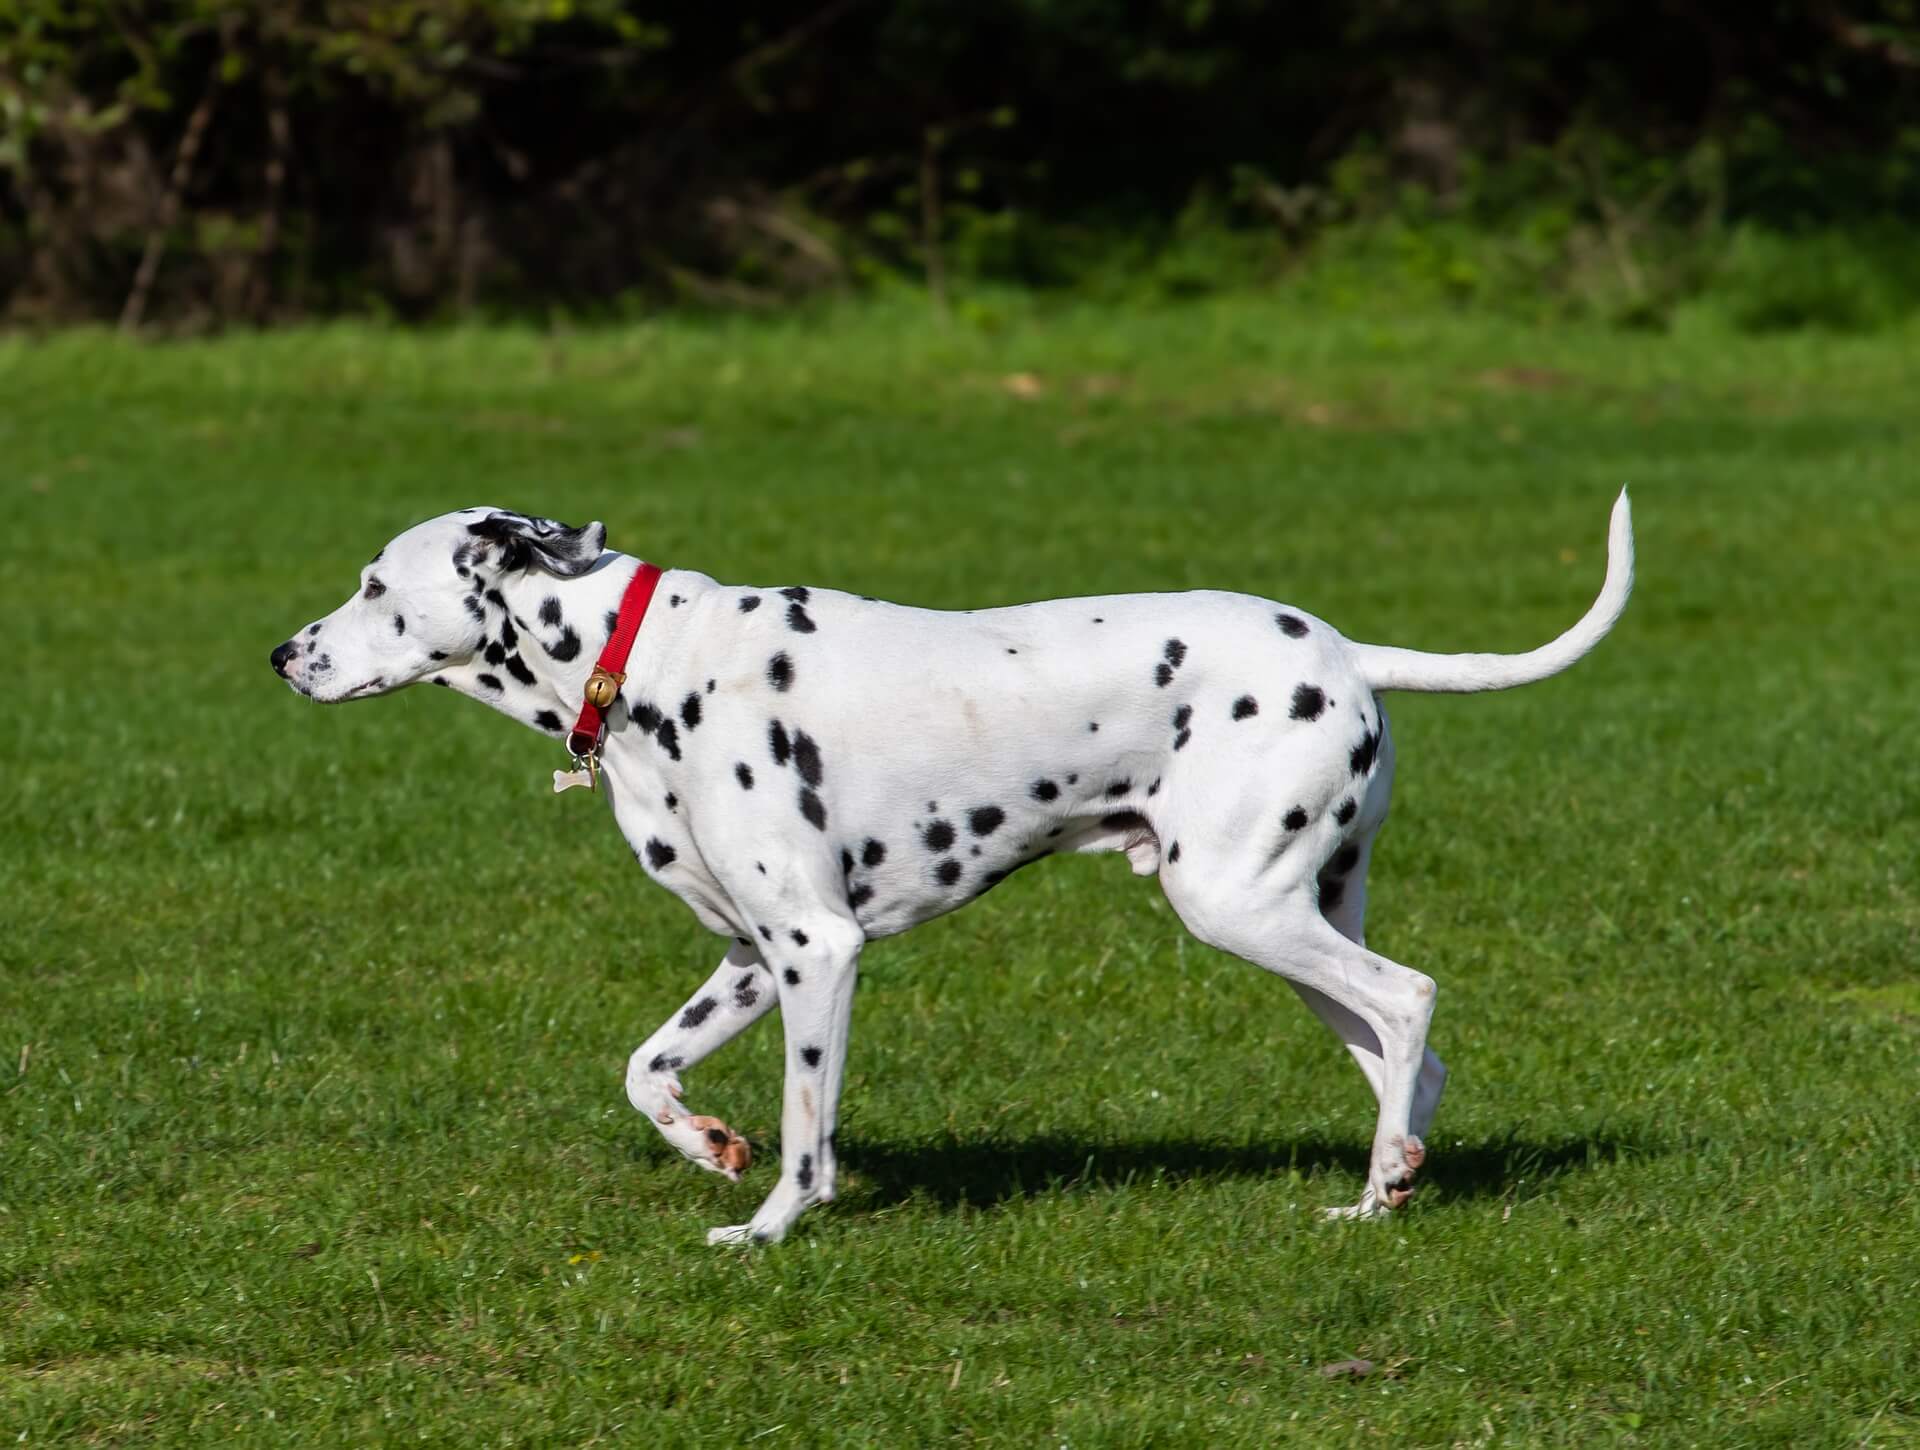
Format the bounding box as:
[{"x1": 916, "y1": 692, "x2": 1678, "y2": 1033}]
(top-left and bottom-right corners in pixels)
[{"x1": 839, "y1": 1132, "x2": 1651, "y2": 1212}]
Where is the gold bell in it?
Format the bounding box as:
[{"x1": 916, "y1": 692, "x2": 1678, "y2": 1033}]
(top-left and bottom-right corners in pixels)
[{"x1": 583, "y1": 666, "x2": 624, "y2": 710}]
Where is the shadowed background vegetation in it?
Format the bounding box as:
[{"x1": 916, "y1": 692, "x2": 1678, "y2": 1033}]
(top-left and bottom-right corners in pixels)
[{"x1": 5, "y1": 0, "x2": 1920, "y2": 329}]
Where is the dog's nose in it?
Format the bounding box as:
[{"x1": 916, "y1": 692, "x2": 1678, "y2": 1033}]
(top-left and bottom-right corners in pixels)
[{"x1": 270, "y1": 640, "x2": 297, "y2": 678}]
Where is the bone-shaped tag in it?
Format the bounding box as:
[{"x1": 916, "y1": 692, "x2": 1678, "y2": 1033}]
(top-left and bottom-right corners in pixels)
[{"x1": 553, "y1": 768, "x2": 596, "y2": 794}]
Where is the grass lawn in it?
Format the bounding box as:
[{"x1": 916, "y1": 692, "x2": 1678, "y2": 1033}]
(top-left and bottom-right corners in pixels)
[{"x1": 3, "y1": 295, "x2": 1917, "y2": 1445}]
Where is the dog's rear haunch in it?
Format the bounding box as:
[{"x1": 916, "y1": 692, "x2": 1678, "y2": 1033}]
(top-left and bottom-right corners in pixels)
[{"x1": 273, "y1": 494, "x2": 1633, "y2": 1242}]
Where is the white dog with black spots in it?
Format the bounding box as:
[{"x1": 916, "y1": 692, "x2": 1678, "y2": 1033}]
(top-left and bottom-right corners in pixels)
[{"x1": 272, "y1": 495, "x2": 1634, "y2": 1243}]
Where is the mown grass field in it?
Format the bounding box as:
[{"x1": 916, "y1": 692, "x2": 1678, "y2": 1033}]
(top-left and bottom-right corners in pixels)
[{"x1": 3, "y1": 297, "x2": 1917, "y2": 1445}]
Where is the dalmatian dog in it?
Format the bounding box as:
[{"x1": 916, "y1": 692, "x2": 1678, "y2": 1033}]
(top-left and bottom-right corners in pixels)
[{"x1": 271, "y1": 495, "x2": 1633, "y2": 1243}]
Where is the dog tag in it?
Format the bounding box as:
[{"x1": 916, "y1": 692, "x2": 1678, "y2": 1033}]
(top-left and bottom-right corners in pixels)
[{"x1": 553, "y1": 767, "x2": 596, "y2": 794}]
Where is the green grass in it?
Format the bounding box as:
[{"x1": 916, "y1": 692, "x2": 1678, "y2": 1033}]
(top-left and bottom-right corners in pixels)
[{"x1": 3, "y1": 295, "x2": 1918, "y2": 1446}]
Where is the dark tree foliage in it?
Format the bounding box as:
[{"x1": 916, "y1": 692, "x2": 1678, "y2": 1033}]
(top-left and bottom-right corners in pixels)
[{"x1": 1, "y1": 1, "x2": 1915, "y2": 323}]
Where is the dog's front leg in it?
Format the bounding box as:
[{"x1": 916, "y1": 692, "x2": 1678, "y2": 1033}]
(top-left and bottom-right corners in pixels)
[
  {"x1": 706, "y1": 914, "x2": 863, "y2": 1246},
  {"x1": 627, "y1": 938, "x2": 776, "y2": 1181}
]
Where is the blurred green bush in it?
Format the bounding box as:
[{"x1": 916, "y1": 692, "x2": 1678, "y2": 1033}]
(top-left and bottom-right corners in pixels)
[{"x1": 2, "y1": 1, "x2": 1917, "y2": 328}]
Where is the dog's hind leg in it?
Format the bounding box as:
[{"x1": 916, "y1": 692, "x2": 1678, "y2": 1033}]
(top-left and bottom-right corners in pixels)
[
  {"x1": 706, "y1": 911, "x2": 863, "y2": 1246},
  {"x1": 1163, "y1": 862, "x2": 1436, "y2": 1219},
  {"x1": 1294, "y1": 831, "x2": 1450, "y2": 1141},
  {"x1": 627, "y1": 937, "x2": 776, "y2": 1181}
]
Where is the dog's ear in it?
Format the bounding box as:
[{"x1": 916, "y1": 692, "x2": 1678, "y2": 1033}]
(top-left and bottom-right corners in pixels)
[{"x1": 467, "y1": 512, "x2": 607, "y2": 578}]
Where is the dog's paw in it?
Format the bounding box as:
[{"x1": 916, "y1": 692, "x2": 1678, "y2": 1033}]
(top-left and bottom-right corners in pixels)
[
  {"x1": 706, "y1": 1221, "x2": 780, "y2": 1247},
  {"x1": 683, "y1": 1115, "x2": 752, "y2": 1182},
  {"x1": 1324, "y1": 1136, "x2": 1426, "y2": 1220}
]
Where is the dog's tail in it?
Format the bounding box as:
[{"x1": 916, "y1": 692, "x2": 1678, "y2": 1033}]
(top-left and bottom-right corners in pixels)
[{"x1": 1353, "y1": 489, "x2": 1634, "y2": 695}]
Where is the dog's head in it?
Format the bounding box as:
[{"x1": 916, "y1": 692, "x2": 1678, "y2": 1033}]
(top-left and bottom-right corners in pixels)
[{"x1": 270, "y1": 508, "x2": 606, "y2": 701}]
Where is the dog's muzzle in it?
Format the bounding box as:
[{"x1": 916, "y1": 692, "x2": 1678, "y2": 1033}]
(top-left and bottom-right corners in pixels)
[{"x1": 270, "y1": 640, "x2": 297, "y2": 679}]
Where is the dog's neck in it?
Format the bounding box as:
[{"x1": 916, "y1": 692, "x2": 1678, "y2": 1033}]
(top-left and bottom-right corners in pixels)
[{"x1": 431, "y1": 553, "x2": 650, "y2": 740}]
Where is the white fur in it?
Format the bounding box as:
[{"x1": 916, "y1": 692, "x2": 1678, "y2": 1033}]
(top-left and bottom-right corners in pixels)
[{"x1": 275, "y1": 494, "x2": 1634, "y2": 1242}]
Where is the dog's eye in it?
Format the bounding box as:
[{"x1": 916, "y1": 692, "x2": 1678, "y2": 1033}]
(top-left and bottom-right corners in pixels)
[{"x1": 363, "y1": 577, "x2": 387, "y2": 600}]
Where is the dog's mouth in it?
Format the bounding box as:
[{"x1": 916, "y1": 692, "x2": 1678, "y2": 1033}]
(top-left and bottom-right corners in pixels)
[{"x1": 290, "y1": 675, "x2": 389, "y2": 702}]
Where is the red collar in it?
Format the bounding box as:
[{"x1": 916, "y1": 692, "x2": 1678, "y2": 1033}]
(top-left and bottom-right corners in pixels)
[{"x1": 566, "y1": 561, "x2": 664, "y2": 762}]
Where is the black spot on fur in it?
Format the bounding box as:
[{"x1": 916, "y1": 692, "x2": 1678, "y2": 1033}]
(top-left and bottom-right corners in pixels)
[
  {"x1": 969, "y1": 806, "x2": 1005, "y2": 837},
  {"x1": 736, "y1": 762, "x2": 755, "y2": 789},
  {"x1": 797, "y1": 1153, "x2": 814, "y2": 1190},
  {"x1": 633, "y1": 701, "x2": 663, "y2": 733},
  {"x1": 604, "y1": 609, "x2": 619, "y2": 636},
  {"x1": 769, "y1": 720, "x2": 791, "y2": 765},
  {"x1": 1173, "y1": 705, "x2": 1192, "y2": 730},
  {"x1": 801, "y1": 1045, "x2": 821, "y2": 1067},
  {"x1": 759, "y1": 925, "x2": 773, "y2": 941},
  {"x1": 680, "y1": 692, "x2": 702, "y2": 729},
  {"x1": 784, "y1": 967, "x2": 800, "y2": 985},
  {"x1": 645, "y1": 838, "x2": 676, "y2": 870},
  {"x1": 1102, "y1": 810, "x2": 1148, "y2": 831},
  {"x1": 1147, "y1": 778, "x2": 1161, "y2": 796},
  {"x1": 924, "y1": 820, "x2": 956, "y2": 852},
  {"x1": 1291, "y1": 684, "x2": 1326, "y2": 721},
  {"x1": 1276, "y1": 612, "x2": 1309, "y2": 638},
  {"x1": 767, "y1": 652, "x2": 794, "y2": 691},
  {"x1": 393, "y1": 614, "x2": 406, "y2": 635},
  {"x1": 848, "y1": 883, "x2": 874, "y2": 909},
  {"x1": 791, "y1": 929, "x2": 810, "y2": 946},
  {"x1": 485, "y1": 642, "x2": 507, "y2": 666},
  {"x1": 935, "y1": 859, "x2": 962, "y2": 886},
  {"x1": 1032, "y1": 779, "x2": 1059, "y2": 802},
  {"x1": 841, "y1": 849, "x2": 855, "y2": 876},
  {"x1": 1105, "y1": 780, "x2": 1131, "y2": 798},
  {"x1": 787, "y1": 603, "x2": 816, "y2": 633},
  {"x1": 477, "y1": 673, "x2": 503, "y2": 691},
  {"x1": 1088, "y1": 721, "x2": 1100, "y2": 733},
  {"x1": 505, "y1": 654, "x2": 536, "y2": 686},
  {"x1": 799, "y1": 788, "x2": 827, "y2": 830},
  {"x1": 664, "y1": 793, "x2": 678, "y2": 811},
  {"x1": 1284, "y1": 806, "x2": 1309, "y2": 831},
  {"x1": 780, "y1": 586, "x2": 811, "y2": 604},
  {"x1": 706, "y1": 678, "x2": 715, "y2": 693},
  {"x1": 548, "y1": 628, "x2": 582, "y2": 663},
  {"x1": 432, "y1": 676, "x2": 450, "y2": 687},
  {"x1": 1327, "y1": 843, "x2": 1361, "y2": 877},
  {"x1": 1320, "y1": 877, "x2": 1346, "y2": 912},
  {"x1": 463, "y1": 595, "x2": 486, "y2": 623},
  {"x1": 792, "y1": 731, "x2": 823, "y2": 787},
  {"x1": 500, "y1": 615, "x2": 519, "y2": 649},
  {"x1": 1334, "y1": 797, "x2": 1357, "y2": 825},
  {"x1": 654, "y1": 719, "x2": 681, "y2": 761},
  {"x1": 429, "y1": 650, "x2": 449, "y2": 661},
  {"x1": 1350, "y1": 728, "x2": 1380, "y2": 776},
  {"x1": 1164, "y1": 638, "x2": 1187, "y2": 668},
  {"x1": 534, "y1": 710, "x2": 562, "y2": 732},
  {"x1": 669, "y1": 594, "x2": 682, "y2": 607},
  {"x1": 1168, "y1": 841, "x2": 1181, "y2": 864},
  {"x1": 1155, "y1": 663, "x2": 1174, "y2": 688},
  {"x1": 680, "y1": 995, "x2": 716, "y2": 1028},
  {"x1": 1007, "y1": 648, "x2": 1018, "y2": 655},
  {"x1": 1232, "y1": 695, "x2": 1259, "y2": 720},
  {"x1": 862, "y1": 839, "x2": 886, "y2": 867},
  {"x1": 539, "y1": 597, "x2": 563, "y2": 627},
  {"x1": 739, "y1": 596, "x2": 761, "y2": 612},
  {"x1": 648, "y1": 1053, "x2": 685, "y2": 1073},
  {"x1": 1065, "y1": 774, "x2": 1078, "y2": 785}
]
